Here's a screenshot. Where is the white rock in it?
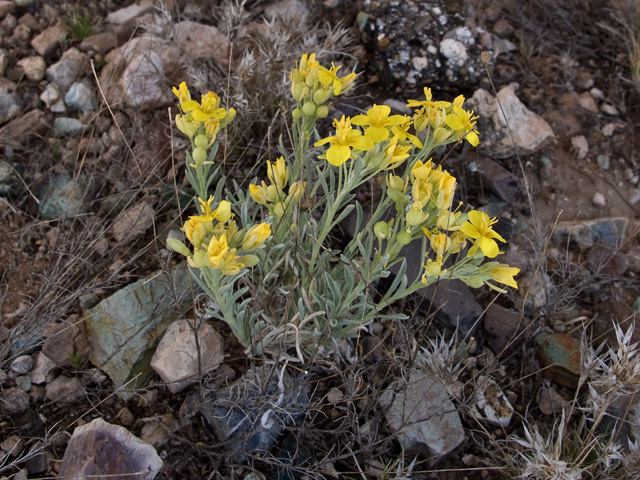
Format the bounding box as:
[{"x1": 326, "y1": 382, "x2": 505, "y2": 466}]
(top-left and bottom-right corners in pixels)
[
  {"x1": 570, "y1": 135, "x2": 588, "y2": 159},
  {"x1": 592, "y1": 192, "x2": 606, "y2": 207},
  {"x1": 380, "y1": 370, "x2": 465, "y2": 459},
  {"x1": 121, "y1": 50, "x2": 168, "y2": 108},
  {"x1": 471, "y1": 376, "x2": 514, "y2": 427},
  {"x1": 16, "y1": 56, "x2": 46, "y2": 82},
  {"x1": 439, "y1": 38, "x2": 467, "y2": 68},
  {"x1": 59, "y1": 418, "x2": 162, "y2": 480},
  {"x1": 46, "y1": 48, "x2": 89, "y2": 95},
  {"x1": 10, "y1": 354, "x2": 33, "y2": 374},
  {"x1": 40, "y1": 83, "x2": 65, "y2": 112},
  {"x1": 64, "y1": 80, "x2": 97, "y2": 111},
  {"x1": 151, "y1": 318, "x2": 224, "y2": 394},
  {"x1": 470, "y1": 84, "x2": 555, "y2": 159},
  {"x1": 105, "y1": 0, "x2": 154, "y2": 25},
  {"x1": 601, "y1": 103, "x2": 619, "y2": 116}
]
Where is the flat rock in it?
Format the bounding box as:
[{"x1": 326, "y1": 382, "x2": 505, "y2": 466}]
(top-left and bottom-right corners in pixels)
[
  {"x1": 79, "y1": 31, "x2": 119, "y2": 54},
  {"x1": 483, "y1": 303, "x2": 526, "y2": 355},
  {"x1": 151, "y1": 318, "x2": 224, "y2": 394},
  {"x1": 42, "y1": 316, "x2": 90, "y2": 368},
  {"x1": 173, "y1": 21, "x2": 230, "y2": 66},
  {"x1": 470, "y1": 84, "x2": 555, "y2": 159},
  {"x1": 419, "y1": 279, "x2": 484, "y2": 336},
  {"x1": 84, "y1": 263, "x2": 193, "y2": 397},
  {"x1": 0, "y1": 93, "x2": 22, "y2": 124},
  {"x1": 30, "y1": 22, "x2": 66, "y2": 56},
  {"x1": 10, "y1": 354, "x2": 33, "y2": 374},
  {"x1": 59, "y1": 418, "x2": 162, "y2": 480},
  {"x1": 380, "y1": 370, "x2": 465, "y2": 461},
  {"x1": 105, "y1": 0, "x2": 154, "y2": 25},
  {"x1": 54, "y1": 117, "x2": 87, "y2": 136},
  {"x1": 111, "y1": 201, "x2": 155, "y2": 245},
  {"x1": 552, "y1": 217, "x2": 628, "y2": 250},
  {"x1": 0, "y1": 1, "x2": 14, "y2": 17},
  {"x1": 45, "y1": 375, "x2": 84, "y2": 403},
  {"x1": 533, "y1": 333, "x2": 582, "y2": 389},
  {"x1": 201, "y1": 366, "x2": 309, "y2": 463},
  {"x1": 38, "y1": 173, "x2": 91, "y2": 219},
  {"x1": 46, "y1": 47, "x2": 89, "y2": 95}
]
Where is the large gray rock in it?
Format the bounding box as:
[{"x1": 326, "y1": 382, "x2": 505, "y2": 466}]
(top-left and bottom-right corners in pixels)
[
  {"x1": 151, "y1": 318, "x2": 224, "y2": 394},
  {"x1": 111, "y1": 201, "x2": 155, "y2": 245},
  {"x1": 380, "y1": 370, "x2": 465, "y2": 461},
  {"x1": 46, "y1": 48, "x2": 89, "y2": 95},
  {"x1": 201, "y1": 366, "x2": 309, "y2": 463},
  {"x1": 59, "y1": 418, "x2": 162, "y2": 480},
  {"x1": 469, "y1": 84, "x2": 555, "y2": 159},
  {"x1": 84, "y1": 264, "x2": 193, "y2": 397},
  {"x1": 551, "y1": 217, "x2": 628, "y2": 250},
  {"x1": 419, "y1": 279, "x2": 484, "y2": 336},
  {"x1": 173, "y1": 21, "x2": 230, "y2": 66},
  {"x1": 38, "y1": 173, "x2": 91, "y2": 219},
  {"x1": 65, "y1": 80, "x2": 98, "y2": 111},
  {"x1": 30, "y1": 22, "x2": 66, "y2": 57}
]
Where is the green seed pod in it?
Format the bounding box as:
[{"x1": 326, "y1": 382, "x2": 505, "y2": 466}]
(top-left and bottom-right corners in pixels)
[
  {"x1": 302, "y1": 101, "x2": 316, "y2": 117},
  {"x1": 315, "y1": 105, "x2": 329, "y2": 118},
  {"x1": 374, "y1": 221, "x2": 391, "y2": 240},
  {"x1": 292, "y1": 108, "x2": 302, "y2": 120},
  {"x1": 194, "y1": 134, "x2": 208, "y2": 149},
  {"x1": 192, "y1": 146, "x2": 207, "y2": 165},
  {"x1": 292, "y1": 82, "x2": 305, "y2": 101},
  {"x1": 397, "y1": 230, "x2": 413, "y2": 246}
]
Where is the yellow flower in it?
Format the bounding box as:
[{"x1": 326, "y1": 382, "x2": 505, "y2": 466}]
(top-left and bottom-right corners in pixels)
[
  {"x1": 221, "y1": 249, "x2": 243, "y2": 275},
  {"x1": 175, "y1": 113, "x2": 198, "y2": 138},
  {"x1": 318, "y1": 62, "x2": 356, "y2": 95},
  {"x1": 422, "y1": 259, "x2": 445, "y2": 283},
  {"x1": 487, "y1": 265, "x2": 520, "y2": 289},
  {"x1": 314, "y1": 116, "x2": 374, "y2": 166},
  {"x1": 172, "y1": 82, "x2": 191, "y2": 105},
  {"x1": 391, "y1": 117, "x2": 423, "y2": 149},
  {"x1": 411, "y1": 159, "x2": 434, "y2": 181},
  {"x1": 406, "y1": 87, "x2": 451, "y2": 110},
  {"x1": 445, "y1": 105, "x2": 479, "y2": 146},
  {"x1": 460, "y1": 210, "x2": 506, "y2": 258},
  {"x1": 242, "y1": 223, "x2": 271, "y2": 251},
  {"x1": 423, "y1": 228, "x2": 450, "y2": 265},
  {"x1": 181, "y1": 92, "x2": 227, "y2": 123},
  {"x1": 267, "y1": 156, "x2": 288, "y2": 192},
  {"x1": 381, "y1": 136, "x2": 411, "y2": 170},
  {"x1": 430, "y1": 169, "x2": 456, "y2": 212},
  {"x1": 207, "y1": 234, "x2": 229, "y2": 267},
  {"x1": 350, "y1": 104, "x2": 406, "y2": 144},
  {"x1": 184, "y1": 217, "x2": 207, "y2": 247},
  {"x1": 196, "y1": 196, "x2": 231, "y2": 223}
]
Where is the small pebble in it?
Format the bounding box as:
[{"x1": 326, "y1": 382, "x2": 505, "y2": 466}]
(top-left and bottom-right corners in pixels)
[
  {"x1": 592, "y1": 192, "x2": 606, "y2": 207},
  {"x1": 600, "y1": 103, "x2": 619, "y2": 116},
  {"x1": 10, "y1": 354, "x2": 33, "y2": 374},
  {"x1": 15, "y1": 375, "x2": 32, "y2": 392}
]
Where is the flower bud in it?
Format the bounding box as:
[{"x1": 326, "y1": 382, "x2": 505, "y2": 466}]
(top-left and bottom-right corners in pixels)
[
  {"x1": 194, "y1": 134, "x2": 209, "y2": 149},
  {"x1": 386, "y1": 174, "x2": 406, "y2": 192},
  {"x1": 288, "y1": 181, "x2": 306, "y2": 203},
  {"x1": 249, "y1": 184, "x2": 268, "y2": 205},
  {"x1": 302, "y1": 101, "x2": 316, "y2": 117},
  {"x1": 315, "y1": 105, "x2": 329, "y2": 118},
  {"x1": 292, "y1": 108, "x2": 302, "y2": 120},
  {"x1": 374, "y1": 221, "x2": 391, "y2": 240},
  {"x1": 433, "y1": 127, "x2": 453, "y2": 143},
  {"x1": 242, "y1": 223, "x2": 271, "y2": 251},
  {"x1": 292, "y1": 82, "x2": 305, "y2": 101},
  {"x1": 406, "y1": 207, "x2": 428, "y2": 226},
  {"x1": 313, "y1": 88, "x2": 331, "y2": 105}
]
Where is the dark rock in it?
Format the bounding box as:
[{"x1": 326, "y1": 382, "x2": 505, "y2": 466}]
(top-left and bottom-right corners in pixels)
[
  {"x1": 483, "y1": 303, "x2": 527, "y2": 356},
  {"x1": 552, "y1": 217, "x2": 628, "y2": 250},
  {"x1": 38, "y1": 173, "x2": 91, "y2": 220},
  {"x1": 472, "y1": 155, "x2": 523, "y2": 204},
  {"x1": 533, "y1": 333, "x2": 582, "y2": 389},
  {"x1": 46, "y1": 47, "x2": 89, "y2": 95},
  {"x1": 45, "y1": 375, "x2": 84, "y2": 403},
  {"x1": 0, "y1": 93, "x2": 22, "y2": 124},
  {"x1": 0, "y1": 109, "x2": 47, "y2": 147},
  {"x1": 201, "y1": 366, "x2": 309, "y2": 464},
  {"x1": 10, "y1": 354, "x2": 33, "y2": 374},
  {"x1": 0, "y1": 159, "x2": 25, "y2": 196},
  {"x1": 2, "y1": 387, "x2": 30, "y2": 415},
  {"x1": 59, "y1": 418, "x2": 162, "y2": 480},
  {"x1": 418, "y1": 279, "x2": 484, "y2": 337}
]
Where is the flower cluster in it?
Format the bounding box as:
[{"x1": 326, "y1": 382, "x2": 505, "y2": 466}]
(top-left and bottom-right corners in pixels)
[
  {"x1": 168, "y1": 195, "x2": 271, "y2": 275},
  {"x1": 290, "y1": 53, "x2": 356, "y2": 124},
  {"x1": 172, "y1": 82, "x2": 236, "y2": 167},
  {"x1": 249, "y1": 156, "x2": 305, "y2": 219}
]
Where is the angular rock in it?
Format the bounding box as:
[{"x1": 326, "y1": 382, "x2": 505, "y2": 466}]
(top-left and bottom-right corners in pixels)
[
  {"x1": 45, "y1": 375, "x2": 84, "y2": 403},
  {"x1": 64, "y1": 80, "x2": 97, "y2": 111},
  {"x1": 54, "y1": 117, "x2": 87, "y2": 136},
  {"x1": 173, "y1": 21, "x2": 230, "y2": 66},
  {"x1": 28, "y1": 352, "x2": 57, "y2": 385},
  {"x1": 38, "y1": 173, "x2": 91, "y2": 219},
  {"x1": 470, "y1": 84, "x2": 555, "y2": 159},
  {"x1": 201, "y1": 366, "x2": 309, "y2": 463},
  {"x1": 472, "y1": 155, "x2": 523, "y2": 203},
  {"x1": 42, "y1": 316, "x2": 90, "y2": 368},
  {"x1": 111, "y1": 201, "x2": 155, "y2": 245},
  {"x1": 419, "y1": 279, "x2": 484, "y2": 336},
  {"x1": 31, "y1": 22, "x2": 66, "y2": 57},
  {"x1": 380, "y1": 370, "x2": 465, "y2": 461},
  {"x1": 552, "y1": 217, "x2": 628, "y2": 250},
  {"x1": 2, "y1": 387, "x2": 30, "y2": 415},
  {"x1": 105, "y1": 0, "x2": 154, "y2": 25},
  {"x1": 471, "y1": 376, "x2": 514, "y2": 427},
  {"x1": 0, "y1": 93, "x2": 22, "y2": 124},
  {"x1": 79, "y1": 31, "x2": 119, "y2": 54},
  {"x1": 40, "y1": 82, "x2": 65, "y2": 112},
  {"x1": 59, "y1": 418, "x2": 162, "y2": 480},
  {"x1": 533, "y1": 333, "x2": 582, "y2": 389},
  {"x1": 0, "y1": 159, "x2": 24, "y2": 196},
  {"x1": 536, "y1": 385, "x2": 570, "y2": 416},
  {"x1": 151, "y1": 318, "x2": 224, "y2": 394},
  {"x1": 46, "y1": 47, "x2": 89, "y2": 95},
  {"x1": 0, "y1": 1, "x2": 14, "y2": 18},
  {"x1": 483, "y1": 303, "x2": 526, "y2": 355},
  {"x1": 16, "y1": 56, "x2": 46, "y2": 82},
  {"x1": 84, "y1": 263, "x2": 193, "y2": 397},
  {"x1": 10, "y1": 354, "x2": 33, "y2": 374},
  {"x1": 121, "y1": 51, "x2": 168, "y2": 109}
]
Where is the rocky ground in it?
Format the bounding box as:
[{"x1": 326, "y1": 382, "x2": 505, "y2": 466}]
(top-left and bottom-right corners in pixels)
[{"x1": 1, "y1": 0, "x2": 640, "y2": 479}]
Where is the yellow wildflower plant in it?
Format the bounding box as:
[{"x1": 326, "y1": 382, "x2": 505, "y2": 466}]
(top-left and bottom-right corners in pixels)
[
  {"x1": 318, "y1": 62, "x2": 356, "y2": 95},
  {"x1": 391, "y1": 116, "x2": 423, "y2": 149},
  {"x1": 350, "y1": 104, "x2": 406, "y2": 144},
  {"x1": 445, "y1": 105, "x2": 479, "y2": 146},
  {"x1": 314, "y1": 116, "x2": 374, "y2": 166},
  {"x1": 460, "y1": 210, "x2": 506, "y2": 258},
  {"x1": 242, "y1": 223, "x2": 272, "y2": 251},
  {"x1": 483, "y1": 264, "x2": 520, "y2": 290}
]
